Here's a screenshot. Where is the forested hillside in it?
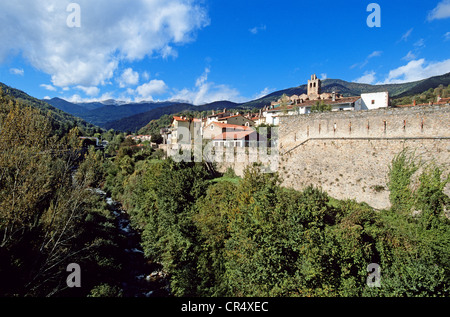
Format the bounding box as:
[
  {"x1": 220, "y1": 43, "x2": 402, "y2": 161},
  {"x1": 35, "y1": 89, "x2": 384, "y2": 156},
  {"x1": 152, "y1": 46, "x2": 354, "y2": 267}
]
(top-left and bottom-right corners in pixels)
[
  {"x1": 0, "y1": 83, "x2": 100, "y2": 137},
  {"x1": 391, "y1": 84, "x2": 450, "y2": 106},
  {"x1": 0, "y1": 88, "x2": 124, "y2": 296}
]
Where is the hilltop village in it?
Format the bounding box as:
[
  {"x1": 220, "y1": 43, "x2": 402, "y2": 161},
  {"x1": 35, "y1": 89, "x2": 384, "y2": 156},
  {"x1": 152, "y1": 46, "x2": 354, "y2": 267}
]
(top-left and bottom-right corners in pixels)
[{"x1": 155, "y1": 74, "x2": 449, "y2": 151}]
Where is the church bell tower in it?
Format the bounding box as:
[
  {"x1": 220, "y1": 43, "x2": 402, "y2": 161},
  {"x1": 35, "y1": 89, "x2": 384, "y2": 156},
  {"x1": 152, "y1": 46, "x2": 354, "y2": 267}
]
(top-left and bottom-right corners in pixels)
[{"x1": 307, "y1": 74, "x2": 321, "y2": 100}]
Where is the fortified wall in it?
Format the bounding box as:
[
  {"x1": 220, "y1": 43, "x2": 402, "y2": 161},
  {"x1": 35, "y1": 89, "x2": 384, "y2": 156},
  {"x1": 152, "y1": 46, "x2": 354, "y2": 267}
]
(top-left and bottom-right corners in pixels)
[{"x1": 278, "y1": 105, "x2": 450, "y2": 209}]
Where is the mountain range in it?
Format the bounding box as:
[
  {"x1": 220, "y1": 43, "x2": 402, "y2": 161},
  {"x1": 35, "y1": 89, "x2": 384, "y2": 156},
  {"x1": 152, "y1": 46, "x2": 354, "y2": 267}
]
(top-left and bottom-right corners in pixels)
[{"x1": 3, "y1": 72, "x2": 449, "y2": 134}]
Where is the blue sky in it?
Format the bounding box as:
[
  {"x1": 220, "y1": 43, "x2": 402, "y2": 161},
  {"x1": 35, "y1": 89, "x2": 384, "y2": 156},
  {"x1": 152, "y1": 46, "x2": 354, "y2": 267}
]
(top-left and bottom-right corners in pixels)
[{"x1": 0, "y1": 0, "x2": 449, "y2": 105}]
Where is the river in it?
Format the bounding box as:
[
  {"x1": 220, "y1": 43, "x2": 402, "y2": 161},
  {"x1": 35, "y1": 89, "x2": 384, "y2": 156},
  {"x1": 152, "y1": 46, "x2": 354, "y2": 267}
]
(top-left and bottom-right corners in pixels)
[{"x1": 93, "y1": 188, "x2": 171, "y2": 297}]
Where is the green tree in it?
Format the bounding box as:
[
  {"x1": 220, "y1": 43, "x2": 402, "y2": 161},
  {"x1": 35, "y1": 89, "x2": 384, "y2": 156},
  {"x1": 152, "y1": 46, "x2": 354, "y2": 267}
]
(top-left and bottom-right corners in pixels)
[
  {"x1": 387, "y1": 149, "x2": 418, "y2": 213},
  {"x1": 311, "y1": 101, "x2": 332, "y2": 113},
  {"x1": 0, "y1": 95, "x2": 122, "y2": 297}
]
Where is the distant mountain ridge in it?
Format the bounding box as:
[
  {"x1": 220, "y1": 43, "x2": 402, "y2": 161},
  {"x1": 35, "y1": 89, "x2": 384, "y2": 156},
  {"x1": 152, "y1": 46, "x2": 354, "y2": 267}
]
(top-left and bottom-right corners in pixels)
[
  {"x1": 103, "y1": 100, "x2": 240, "y2": 132},
  {"x1": 41, "y1": 71, "x2": 450, "y2": 132},
  {"x1": 45, "y1": 98, "x2": 183, "y2": 127}
]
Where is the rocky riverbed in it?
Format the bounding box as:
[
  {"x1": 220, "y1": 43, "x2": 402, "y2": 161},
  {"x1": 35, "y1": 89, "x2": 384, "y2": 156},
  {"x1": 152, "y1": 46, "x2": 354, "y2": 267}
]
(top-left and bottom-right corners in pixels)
[{"x1": 95, "y1": 189, "x2": 171, "y2": 297}]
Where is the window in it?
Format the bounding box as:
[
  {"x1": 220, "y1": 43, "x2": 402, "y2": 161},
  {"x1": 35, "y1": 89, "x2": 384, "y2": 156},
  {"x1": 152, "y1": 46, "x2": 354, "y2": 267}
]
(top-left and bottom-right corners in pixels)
[
  {"x1": 371, "y1": 100, "x2": 375, "y2": 105},
  {"x1": 210, "y1": 124, "x2": 214, "y2": 130}
]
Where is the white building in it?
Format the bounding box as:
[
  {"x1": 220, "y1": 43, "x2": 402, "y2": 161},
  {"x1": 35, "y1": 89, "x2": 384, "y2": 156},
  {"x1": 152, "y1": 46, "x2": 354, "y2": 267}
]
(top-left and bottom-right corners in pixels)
[{"x1": 355, "y1": 92, "x2": 389, "y2": 110}]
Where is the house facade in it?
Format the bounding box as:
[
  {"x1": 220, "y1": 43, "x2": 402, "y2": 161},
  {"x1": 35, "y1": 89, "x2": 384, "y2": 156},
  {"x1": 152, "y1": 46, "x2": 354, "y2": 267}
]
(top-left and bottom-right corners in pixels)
[
  {"x1": 205, "y1": 110, "x2": 233, "y2": 125},
  {"x1": 355, "y1": 92, "x2": 389, "y2": 110},
  {"x1": 218, "y1": 114, "x2": 255, "y2": 127},
  {"x1": 203, "y1": 122, "x2": 252, "y2": 140},
  {"x1": 170, "y1": 116, "x2": 203, "y2": 145},
  {"x1": 212, "y1": 130, "x2": 260, "y2": 148}
]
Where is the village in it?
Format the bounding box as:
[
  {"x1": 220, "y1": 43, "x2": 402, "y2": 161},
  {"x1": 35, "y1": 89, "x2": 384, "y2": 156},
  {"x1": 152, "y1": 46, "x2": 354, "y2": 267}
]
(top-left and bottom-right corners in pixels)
[{"x1": 144, "y1": 74, "x2": 449, "y2": 155}]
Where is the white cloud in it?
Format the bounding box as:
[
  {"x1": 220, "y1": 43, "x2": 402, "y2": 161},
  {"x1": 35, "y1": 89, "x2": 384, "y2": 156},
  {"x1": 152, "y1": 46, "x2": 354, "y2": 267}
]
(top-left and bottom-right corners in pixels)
[
  {"x1": 0, "y1": 1, "x2": 209, "y2": 87},
  {"x1": 399, "y1": 28, "x2": 413, "y2": 42},
  {"x1": 142, "y1": 71, "x2": 150, "y2": 81},
  {"x1": 63, "y1": 91, "x2": 123, "y2": 103},
  {"x1": 65, "y1": 94, "x2": 84, "y2": 103},
  {"x1": 320, "y1": 73, "x2": 328, "y2": 80},
  {"x1": 378, "y1": 59, "x2": 450, "y2": 84},
  {"x1": 136, "y1": 79, "x2": 168, "y2": 100},
  {"x1": 40, "y1": 84, "x2": 57, "y2": 91},
  {"x1": 253, "y1": 87, "x2": 274, "y2": 99},
  {"x1": 445, "y1": 32, "x2": 450, "y2": 40},
  {"x1": 249, "y1": 25, "x2": 266, "y2": 35},
  {"x1": 160, "y1": 45, "x2": 179, "y2": 59},
  {"x1": 414, "y1": 38, "x2": 425, "y2": 48},
  {"x1": 428, "y1": 0, "x2": 450, "y2": 21},
  {"x1": 9, "y1": 68, "x2": 24, "y2": 76},
  {"x1": 400, "y1": 39, "x2": 424, "y2": 62},
  {"x1": 119, "y1": 68, "x2": 139, "y2": 88},
  {"x1": 195, "y1": 67, "x2": 210, "y2": 87},
  {"x1": 171, "y1": 68, "x2": 245, "y2": 105},
  {"x1": 354, "y1": 71, "x2": 377, "y2": 85},
  {"x1": 75, "y1": 85, "x2": 100, "y2": 96},
  {"x1": 402, "y1": 51, "x2": 417, "y2": 61},
  {"x1": 368, "y1": 51, "x2": 382, "y2": 59},
  {"x1": 350, "y1": 51, "x2": 382, "y2": 69}
]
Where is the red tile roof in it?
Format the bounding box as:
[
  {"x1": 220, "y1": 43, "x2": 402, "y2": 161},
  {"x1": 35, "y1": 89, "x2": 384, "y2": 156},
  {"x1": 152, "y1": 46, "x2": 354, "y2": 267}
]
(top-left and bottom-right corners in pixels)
[{"x1": 395, "y1": 100, "x2": 450, "y2": 108}]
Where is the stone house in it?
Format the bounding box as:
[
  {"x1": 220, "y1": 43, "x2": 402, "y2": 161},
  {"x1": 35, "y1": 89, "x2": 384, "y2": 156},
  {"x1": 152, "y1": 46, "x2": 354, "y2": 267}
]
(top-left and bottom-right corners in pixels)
[
  {"x1": 203, "y1": 122, "x2": 253, "y2": 140},
  {"x1": 205, "y1": 109, "x2": 233, "y2": 125},
  {"x1": 170, "y1": 116, "x2": 203, "y2": 145},
  {"x1": 217, "y1": 114, "x2": 255, "y2": 127},
  {"x1": 212, "y1": 130, "x2": 266, "y2": 148}
]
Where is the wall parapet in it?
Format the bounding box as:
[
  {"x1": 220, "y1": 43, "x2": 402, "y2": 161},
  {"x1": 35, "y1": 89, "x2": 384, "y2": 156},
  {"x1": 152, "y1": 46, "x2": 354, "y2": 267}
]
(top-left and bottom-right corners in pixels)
[
  {"x1": 277, "y1": 104, "x2": 450, "y2": 210},
  {"x1": 279, "y1": 104, "x2": 450, "y2": 153}
]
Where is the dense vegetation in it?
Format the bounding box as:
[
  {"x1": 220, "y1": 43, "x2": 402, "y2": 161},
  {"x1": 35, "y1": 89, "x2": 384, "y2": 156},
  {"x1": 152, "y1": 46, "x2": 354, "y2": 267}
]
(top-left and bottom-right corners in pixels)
[
  {"x1": 1, "y1": 82, "x2": 449, "y2": 297},
  {"x1": 0, "y1": 83, "x2": 100, "y2": 137},
  {"x1": 0, "y1": 89, "x2": 128, "y2": 297},
  {"x1": 104, "y1": 140, "x2": 450, "y2": 297},
  {"x1": 391, "y1": 84, "x2": 450, "y2": 106}
]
